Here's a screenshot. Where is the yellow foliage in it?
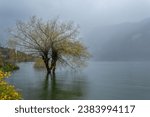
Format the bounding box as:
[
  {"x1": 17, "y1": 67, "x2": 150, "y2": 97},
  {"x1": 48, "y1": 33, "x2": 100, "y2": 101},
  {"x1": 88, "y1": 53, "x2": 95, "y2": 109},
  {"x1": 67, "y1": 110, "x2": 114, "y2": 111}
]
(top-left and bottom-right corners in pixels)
[
  {"x1": 0, "y1": 71, "x2": 11, "y2": 79},
  {"x1": 0, "y1": 70, "x2": 21, "y2": 100},
  {"x1": 34, "y1": 58, "x2": 45, "y2": 68}
]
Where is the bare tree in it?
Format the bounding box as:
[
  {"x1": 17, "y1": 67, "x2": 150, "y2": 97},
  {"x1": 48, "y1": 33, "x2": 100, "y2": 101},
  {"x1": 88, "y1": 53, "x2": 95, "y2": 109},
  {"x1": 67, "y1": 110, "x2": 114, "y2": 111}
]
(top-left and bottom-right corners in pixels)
[{"x1": 10, "y1": 16, "x2": 90, "y2": 74}]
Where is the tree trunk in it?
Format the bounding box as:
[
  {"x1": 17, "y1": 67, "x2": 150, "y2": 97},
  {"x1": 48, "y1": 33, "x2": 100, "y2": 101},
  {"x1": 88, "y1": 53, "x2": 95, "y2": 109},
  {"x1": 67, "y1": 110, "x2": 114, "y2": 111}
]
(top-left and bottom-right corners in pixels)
[
  {"x1": 45, "y1": 60, "x2": 50, "y2": 74},
  {"x1": 50, "y1": 50, "x2": 58, "y2": 74},
  {"x1": 50, "y1": 59, "x2": 57, "y2": 74},
  {"x1": 42, "y1": 55, "x2": 50, "y2": 74}
]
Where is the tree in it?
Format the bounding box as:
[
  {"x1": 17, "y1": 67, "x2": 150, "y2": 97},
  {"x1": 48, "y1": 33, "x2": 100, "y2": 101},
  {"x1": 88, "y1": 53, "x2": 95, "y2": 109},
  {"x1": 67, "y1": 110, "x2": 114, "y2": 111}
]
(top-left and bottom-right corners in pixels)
[{"x1": 10, "y1": 16, "x2": 90, "y2": 74}]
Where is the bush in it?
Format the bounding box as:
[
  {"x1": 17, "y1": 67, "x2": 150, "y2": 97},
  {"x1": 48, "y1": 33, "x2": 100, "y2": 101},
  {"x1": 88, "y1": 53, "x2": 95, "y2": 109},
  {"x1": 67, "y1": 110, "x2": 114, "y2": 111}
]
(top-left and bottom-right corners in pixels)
[
  {"x1": 1, "y1": 63, "x2": 19, "y2": 72},
  {"x1": 34, "y1": 58, "x2": 45, "y2": 68},
  {"x1": 0, "y1": 70, "x2": 21, "y2": 100}
]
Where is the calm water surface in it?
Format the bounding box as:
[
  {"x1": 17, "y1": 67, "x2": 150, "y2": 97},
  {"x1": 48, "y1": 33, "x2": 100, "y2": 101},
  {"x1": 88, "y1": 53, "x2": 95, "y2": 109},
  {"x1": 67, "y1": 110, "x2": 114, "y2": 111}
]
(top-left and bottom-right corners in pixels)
[{"x1": 6, "y1": 61, "x2": 150, "y2": 100}]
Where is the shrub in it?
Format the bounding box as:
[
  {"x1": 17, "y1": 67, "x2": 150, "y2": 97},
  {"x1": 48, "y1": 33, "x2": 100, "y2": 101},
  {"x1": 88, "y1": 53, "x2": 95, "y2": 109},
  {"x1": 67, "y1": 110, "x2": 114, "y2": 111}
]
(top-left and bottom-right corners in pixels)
[
  {"x1": 1, "y1": 63, "x2": 19, "y2": 72},
  {"x1": 34, "y1": 58, "x2": 45, "y2": 68},
  {"x1": 0, "y1": 70, "x2": 21, "y2": 100}
]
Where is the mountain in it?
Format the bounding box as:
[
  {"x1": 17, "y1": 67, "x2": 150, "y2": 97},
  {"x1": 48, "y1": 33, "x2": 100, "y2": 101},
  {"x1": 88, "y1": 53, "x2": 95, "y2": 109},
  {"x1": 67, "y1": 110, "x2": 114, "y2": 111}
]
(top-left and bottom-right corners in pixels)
[{"x1": 88, "y1": 18, "x2": 150, "y2": 61}]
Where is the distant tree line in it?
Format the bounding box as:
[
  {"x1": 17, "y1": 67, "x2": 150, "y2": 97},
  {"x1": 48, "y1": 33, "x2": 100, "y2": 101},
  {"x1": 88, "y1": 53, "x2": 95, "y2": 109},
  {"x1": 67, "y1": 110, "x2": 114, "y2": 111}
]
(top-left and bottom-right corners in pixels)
[{"x1": 0, "y1": 46, "x2": 34, "y2": 67}]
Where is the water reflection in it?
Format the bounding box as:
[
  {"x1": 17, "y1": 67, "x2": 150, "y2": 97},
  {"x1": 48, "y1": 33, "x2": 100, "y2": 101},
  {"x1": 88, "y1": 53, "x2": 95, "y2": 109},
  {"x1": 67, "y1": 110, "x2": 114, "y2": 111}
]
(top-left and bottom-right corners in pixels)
[
  {"x1": 7, "y1": 62, "x2": 87, "y2": 100},
  {"x1": 8, "y1": 61, "x2": 150, "y2": 100},
  {"x1": 40, "y1": 72, "x2": 86, "y2": 100}
]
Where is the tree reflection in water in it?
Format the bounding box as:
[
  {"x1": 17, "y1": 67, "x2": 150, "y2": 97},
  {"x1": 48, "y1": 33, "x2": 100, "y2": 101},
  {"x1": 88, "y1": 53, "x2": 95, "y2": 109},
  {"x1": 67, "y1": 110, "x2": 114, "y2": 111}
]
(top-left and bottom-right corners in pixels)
[{"x1": 40, "y1": 71, "x2": 87, "y2": 100}]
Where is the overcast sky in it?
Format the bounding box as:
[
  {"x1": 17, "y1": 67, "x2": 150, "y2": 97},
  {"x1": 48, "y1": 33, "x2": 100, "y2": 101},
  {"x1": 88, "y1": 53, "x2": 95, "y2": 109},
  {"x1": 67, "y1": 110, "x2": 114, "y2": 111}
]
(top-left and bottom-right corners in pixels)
[{"x1": 1, "y1": 0, "x2": 150, "y2": 43}]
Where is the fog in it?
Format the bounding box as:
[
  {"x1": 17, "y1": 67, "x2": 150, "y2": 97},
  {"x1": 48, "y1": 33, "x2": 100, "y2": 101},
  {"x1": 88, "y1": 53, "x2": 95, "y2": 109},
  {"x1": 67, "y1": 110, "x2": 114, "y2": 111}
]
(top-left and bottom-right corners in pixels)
[{"x1": 1, "y1": 0, "x2": 150, "y2": 60}]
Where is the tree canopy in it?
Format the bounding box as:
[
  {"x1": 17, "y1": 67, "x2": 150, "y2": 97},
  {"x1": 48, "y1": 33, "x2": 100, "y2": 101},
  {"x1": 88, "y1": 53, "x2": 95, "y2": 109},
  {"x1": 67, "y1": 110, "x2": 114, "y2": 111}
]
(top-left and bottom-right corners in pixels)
[{"x1": 10, "y1": 16, "x2": 90, "y2": 74}]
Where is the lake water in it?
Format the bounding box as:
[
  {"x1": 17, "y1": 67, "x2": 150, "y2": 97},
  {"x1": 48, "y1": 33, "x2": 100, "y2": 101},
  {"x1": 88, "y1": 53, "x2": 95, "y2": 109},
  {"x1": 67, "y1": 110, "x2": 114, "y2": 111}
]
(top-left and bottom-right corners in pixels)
[{"x1": 6, "y1": 61, "x2": 150, "y2": 100}]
